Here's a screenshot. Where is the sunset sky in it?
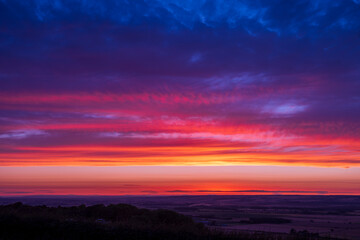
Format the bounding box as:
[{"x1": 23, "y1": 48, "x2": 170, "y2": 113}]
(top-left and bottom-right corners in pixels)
[{"x1": 1, "y1": 0, "x2": 360, "y2": 195}]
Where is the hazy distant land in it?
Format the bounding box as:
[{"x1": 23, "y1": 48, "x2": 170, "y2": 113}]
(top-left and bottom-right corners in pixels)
[{"x1": 1, "y1": 195, "x2": 359, "y2": 239}]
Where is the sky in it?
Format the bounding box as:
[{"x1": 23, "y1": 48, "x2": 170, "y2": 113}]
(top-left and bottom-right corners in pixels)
[{"x1": 0, "y1": 0, "x2": 360, "y2": 195}]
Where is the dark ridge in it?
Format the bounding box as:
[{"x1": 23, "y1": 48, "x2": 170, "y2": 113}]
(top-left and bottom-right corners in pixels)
[{"x1": 0, "y1": 202, "x2": 343, "y2": 240}]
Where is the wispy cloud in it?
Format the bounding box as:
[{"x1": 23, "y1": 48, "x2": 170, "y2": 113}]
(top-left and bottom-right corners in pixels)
[
  {"x1": 0, "y1": 129, "x2": 47, "y2": 139},
  {"x1": 167, "y1": 190, "x2": 329, "y2": 194}
]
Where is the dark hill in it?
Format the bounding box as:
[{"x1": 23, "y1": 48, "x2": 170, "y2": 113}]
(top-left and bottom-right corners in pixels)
[{"x1": 0, "y1": 202, "x2": 341, "y2": 240}]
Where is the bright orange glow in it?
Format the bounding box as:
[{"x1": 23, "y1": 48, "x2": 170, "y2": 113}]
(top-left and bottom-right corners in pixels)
[{"x1": 1, "y1": 166, "x2": 359, "y2": 195}]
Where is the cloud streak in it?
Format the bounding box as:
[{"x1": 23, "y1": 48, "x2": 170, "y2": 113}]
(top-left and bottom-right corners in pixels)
[{"x1": 166, "y1": 190, "x2": 329, "y2": 194}]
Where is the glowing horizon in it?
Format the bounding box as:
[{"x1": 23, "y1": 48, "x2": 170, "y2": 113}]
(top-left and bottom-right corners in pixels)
[{"x1": 1, "y1": 166, "x2": 360, "y2": 196}]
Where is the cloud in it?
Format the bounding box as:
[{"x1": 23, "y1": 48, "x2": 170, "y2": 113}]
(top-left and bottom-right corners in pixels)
[
  {"x1": 0, "y1": 191, "x2": 33, "y2": 194},
  {"x1": 83, "y1": 113, "x2": 117, "y2": 119},
  {"x1": 262, "y1": 102, "x2": 307, "y2": 115},
  {"x1": 189, "y1": 53, "x2": 202, "y2": 63},
  {"x1": 141, "y1": 190, "x2": 158, "y2": 194},
  {"x1": 167, "y1": 189, "x2": 329, "y2": 194},
  {"x1": 0, "y1": 129, "x2": 47, "y2": 139},
  {"x1": 166, "y1": 190, "x2": 191, "y2": 193}
]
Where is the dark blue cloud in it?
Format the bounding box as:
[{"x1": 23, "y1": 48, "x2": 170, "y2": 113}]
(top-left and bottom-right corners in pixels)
[
  {"x1": 2, "y1": 0, "x2": 359, "y2": 32},
  {"x1": 1, "y1": 0, "x2": 359, "y2": 84}
]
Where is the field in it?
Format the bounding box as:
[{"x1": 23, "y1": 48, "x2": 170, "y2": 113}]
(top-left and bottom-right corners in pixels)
[{"x1": 1, "y1": 195, "x2": 359, "y2": 239}]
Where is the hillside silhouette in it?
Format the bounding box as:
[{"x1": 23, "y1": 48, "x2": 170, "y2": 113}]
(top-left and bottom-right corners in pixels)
[{"x1": 0, "y1": 202, "x2": 341, "y2": 240}]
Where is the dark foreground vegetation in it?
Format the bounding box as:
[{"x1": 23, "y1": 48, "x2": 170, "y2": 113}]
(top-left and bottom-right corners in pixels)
[{"x1": 0, "y1": 203, "x2": 342, "y2": 240}]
